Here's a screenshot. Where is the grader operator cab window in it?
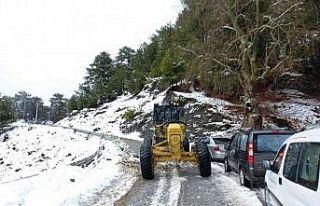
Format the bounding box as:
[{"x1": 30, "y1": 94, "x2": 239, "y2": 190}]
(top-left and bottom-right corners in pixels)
[{"x1": 153, "y1": 105, "x2": 181, "y2": 124}]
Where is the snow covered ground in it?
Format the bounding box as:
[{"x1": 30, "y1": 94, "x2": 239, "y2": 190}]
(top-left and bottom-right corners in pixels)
[
  {"x1": 1, "y1": 87, "x2": 319, "y2": 206},
  {"x1": 0, "y1": 123, "x2": 138, "y2": 205}
]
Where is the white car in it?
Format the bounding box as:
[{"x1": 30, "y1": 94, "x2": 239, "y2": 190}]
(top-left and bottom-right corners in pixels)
[
  {"x1": 45, "y1": 121, "x2": 54, "y2": 125},
  {"x1": 263, "y1": 128, "x2": 320, "y2": 206}
]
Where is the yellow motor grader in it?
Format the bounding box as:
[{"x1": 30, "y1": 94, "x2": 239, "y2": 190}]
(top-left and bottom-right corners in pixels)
[{"x1": 139, "y1": 102, "x2": 211, "y2": 180}]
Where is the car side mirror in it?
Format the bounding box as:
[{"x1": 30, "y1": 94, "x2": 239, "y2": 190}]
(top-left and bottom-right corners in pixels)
[{"x1": 262, "y1": 160, "x2": 274, "y2": 170}]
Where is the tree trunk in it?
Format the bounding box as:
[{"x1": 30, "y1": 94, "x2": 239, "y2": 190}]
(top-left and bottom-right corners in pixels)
[{"x1": 242, "y1": 112, "x2": 263, "y2": 130}]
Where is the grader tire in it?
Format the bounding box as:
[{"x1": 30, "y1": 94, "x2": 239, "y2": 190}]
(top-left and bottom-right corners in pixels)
[
  {"x1": 140, "y1": 138, "x2": 154, "y2": 180},
  {"x1": 197, "y1": 141, "x2": 211, "y2": 177}
]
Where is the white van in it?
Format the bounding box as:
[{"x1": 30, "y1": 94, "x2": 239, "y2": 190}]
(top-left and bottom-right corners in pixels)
[{"x1": 263, "y1": 128, "x2": 320, "y2": 206}]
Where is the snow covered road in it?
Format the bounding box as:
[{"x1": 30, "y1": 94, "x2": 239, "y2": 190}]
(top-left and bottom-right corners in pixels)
[{"x1": 115, "y1": 162, "x2": 263, "y2": 206}]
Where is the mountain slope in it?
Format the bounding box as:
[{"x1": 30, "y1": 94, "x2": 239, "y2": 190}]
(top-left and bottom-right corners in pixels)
[{"x1": 58, "y1": 80, "x2": 320, "y2": 141}]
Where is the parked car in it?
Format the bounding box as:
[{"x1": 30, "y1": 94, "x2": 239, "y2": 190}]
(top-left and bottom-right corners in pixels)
[
  {"x1": 207, "y1": 137, "x2": 230, "y2": 162},
  {"x1": 224, "y1": 128, "x2": 295, "y2": 187},
  {"x1": 263, "y1": 128, "x2": 320, "y2": 206},
  {"x1": 45, "y1": 121, "x2": 54, "y2": 125}
]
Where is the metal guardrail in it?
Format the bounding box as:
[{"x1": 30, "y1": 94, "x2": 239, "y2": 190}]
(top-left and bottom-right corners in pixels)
[
  {"x1": 61, "y1": 126, "x2": 124, "y2": 167},
  {"x1": 1, "y1": 124, "x2": 123, "y2": 169},
  {"x1": 1, "y1": 125, "x2": 107, "y2": 185},
  {"x1": 57, "y1": 125, "x2": 124, "y2": 141},
  {"x1": 1, "y1": 174, "x2": 40, "y2": 184},
  {"x1": 70, "y1": 145, "x2": 104, "y2": 167},
  {"x1": 1, "y1": 124, "x2": 140, "y2": 184},
  {"x1": 64, "y1": 127, "x2": 131, "y2": 167}
]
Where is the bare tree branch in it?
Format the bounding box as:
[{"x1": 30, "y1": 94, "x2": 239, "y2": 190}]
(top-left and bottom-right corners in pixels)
[
  {"x1": 221, "y1": 25, "x2": 236, "y2": 31},
  {"x1": 178, "y1": 46, "x2": 197, "y2": 55},
  {"x1": 259, "y1": 59, "x2": 287, "y2": 80},
  {"x1": 273, "y1": 2, "x2": 304, "y2": 22},
  {"x1": 179, "y1": 46, "x2": 230, "y2": 69}
]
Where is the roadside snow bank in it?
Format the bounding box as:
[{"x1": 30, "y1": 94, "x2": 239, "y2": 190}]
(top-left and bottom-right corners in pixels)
[{"x1": 0, "y1": 124, "x2": 139, "y2": 205}]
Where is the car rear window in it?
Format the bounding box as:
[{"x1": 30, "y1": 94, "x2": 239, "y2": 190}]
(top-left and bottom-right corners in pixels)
[
  {"x1": 254, "y1": 133, "x2": 292, "y2": 152},
  {"x1": 212, "y1": 138, "x2": 230, "y2": 144}
]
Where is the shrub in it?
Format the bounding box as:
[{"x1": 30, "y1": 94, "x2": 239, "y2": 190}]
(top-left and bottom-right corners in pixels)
[{"x1": 122, "y1": 109, "x2": 141, "y2": 122}]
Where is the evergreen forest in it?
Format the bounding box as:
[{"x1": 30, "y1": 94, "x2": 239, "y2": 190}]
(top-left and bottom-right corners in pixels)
[{"x1": 1, "y1": 0, "x2": 319, "y2": 125}]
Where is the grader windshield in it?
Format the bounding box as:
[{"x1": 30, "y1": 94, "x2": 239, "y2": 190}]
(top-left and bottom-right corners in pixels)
[{"x1": 153, "y1": 104, "x2": 183, "y2": 124}]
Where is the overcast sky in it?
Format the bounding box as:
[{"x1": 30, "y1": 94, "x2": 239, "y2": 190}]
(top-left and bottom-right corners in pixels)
[{"x1": 0, "y1": 0, "x2": 182, "y2": 105}]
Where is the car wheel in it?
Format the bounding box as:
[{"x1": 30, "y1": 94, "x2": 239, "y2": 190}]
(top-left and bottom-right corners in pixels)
[
  {"x1": 224, "y1": 158, "x2": 231, "y2": 172},
  {"x1": 239, "y1": 168, "x2": 251, "y2": 187}
]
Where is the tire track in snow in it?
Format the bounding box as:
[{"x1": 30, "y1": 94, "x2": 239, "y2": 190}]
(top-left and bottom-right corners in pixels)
[
  {"x1": 150, "y1": 168, "x2": 182, "y2": 206},
  {"x1": 150, "y1": 175, "x2": 166, "y2": 206},
  {"x1": 167, "y1": 168, "x2": 181, "y2": 206},
  {"x1": 116, "y1": 163, "x2": 263, "y2": 206}
]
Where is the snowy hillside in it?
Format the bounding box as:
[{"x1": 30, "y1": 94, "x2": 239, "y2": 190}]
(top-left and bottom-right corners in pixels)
[
  {"x1": 0, "y1": 124, "x2": 138, "y2": 205},
  {"x1": 57, "y1": 84, "x2": 241, "y2": 141},
  {"x1": 0, "y1": 125, "x2": 104, "y2": 181},
  {"x1": 1, "y1": 82, "x2": 320, "y2": 205},
  {"x1": 56, "y1": 86, "x2": 166, "y2": 141},
  {"x1": 267, "y1": 89, "x2": 320, "y2": 129},
  {"x1": 57, "y1": 84, "x2": 320, "y2": 140}
]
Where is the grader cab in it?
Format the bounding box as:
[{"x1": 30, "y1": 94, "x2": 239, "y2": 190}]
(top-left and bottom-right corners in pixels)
[{"x1": 139, "y1": 102, "x2": 212, "y2": 180}]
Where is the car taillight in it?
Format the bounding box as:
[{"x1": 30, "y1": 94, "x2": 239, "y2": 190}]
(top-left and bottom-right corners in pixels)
[
  {"x1": 247, "y1": 142, "x2": 254, "y2": 163},
  {"x1": 272, "y1": 130, "x2": 280, "y2": 133},
  {"x1": 213, "y1": 145, "x2": 219, "y2": 151}
]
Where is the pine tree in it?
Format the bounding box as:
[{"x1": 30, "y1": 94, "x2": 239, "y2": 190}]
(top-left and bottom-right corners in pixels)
[
  {"x1": 129, "y1": 48, "x2": 148, "y2": 94},
  {"x1": 49, "y1": 93, "x2": 67, "y2": 123},
  {"x1": 14, "y1": 91, "x2": 33, "y2": 120},
  {"x1": 67, "y1": 95, "x2": 79, "y2": 113},
  {"x1": 80, "y1": 51, "x2": 114, "y2": 107},
  {"x1": 0, "y1": 95, "x2": 15, "y2": 125},
  {"x1": 30, "y1": 97, "x2": 43, "y2": 121},
  {"x1": 113, "y1": 46, "x2": 136, "y2": 95}
]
